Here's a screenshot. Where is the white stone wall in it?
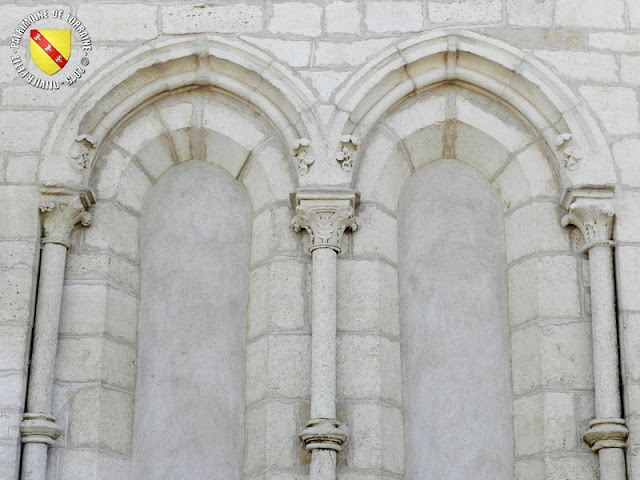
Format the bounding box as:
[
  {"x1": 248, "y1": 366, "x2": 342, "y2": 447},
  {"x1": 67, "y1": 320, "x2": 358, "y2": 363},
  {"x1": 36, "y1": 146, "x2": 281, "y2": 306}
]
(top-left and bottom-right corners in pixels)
[{"x1": 0, "y1": 1, "x2": 638, "y2": 479}]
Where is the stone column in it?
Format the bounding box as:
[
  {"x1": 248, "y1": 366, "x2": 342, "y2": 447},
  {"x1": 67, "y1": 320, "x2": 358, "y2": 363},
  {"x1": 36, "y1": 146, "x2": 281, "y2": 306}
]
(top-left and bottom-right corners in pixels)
[
  {"x1": 291, "y1": 187, "x2": 358, "y2": 480},
  {"x1": 562, "y1": 189, "x2": 628, "y2": 480},
  {"x1": 21, "y1": 184, "x2": 94, "y2": 480}
]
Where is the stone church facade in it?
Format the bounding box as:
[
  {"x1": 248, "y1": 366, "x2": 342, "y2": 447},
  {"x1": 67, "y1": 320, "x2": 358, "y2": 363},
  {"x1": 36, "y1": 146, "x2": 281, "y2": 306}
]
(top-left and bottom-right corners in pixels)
[{"x1": 1, "y1": 1, "x2": 640, "y2": 479}]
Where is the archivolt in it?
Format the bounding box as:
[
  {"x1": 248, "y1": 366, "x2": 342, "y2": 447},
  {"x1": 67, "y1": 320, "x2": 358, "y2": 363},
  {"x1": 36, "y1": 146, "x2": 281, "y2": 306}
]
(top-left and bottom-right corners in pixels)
[
  {"x1": 335, "y1": 30, "x2": 616, "y2": 193},
  {"x1": 39, "y1": 35, "x2": 319, "y2": 184}
]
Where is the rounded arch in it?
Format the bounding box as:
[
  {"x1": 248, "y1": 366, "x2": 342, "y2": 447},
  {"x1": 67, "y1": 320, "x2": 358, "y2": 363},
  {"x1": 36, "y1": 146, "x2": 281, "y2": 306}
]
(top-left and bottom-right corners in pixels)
[
  {"x1": 335, "y1": 30, "x2": 616, "y2": 192},
  {"x1": 39, "y1": 35, "x2": 320, "y2": 185}
]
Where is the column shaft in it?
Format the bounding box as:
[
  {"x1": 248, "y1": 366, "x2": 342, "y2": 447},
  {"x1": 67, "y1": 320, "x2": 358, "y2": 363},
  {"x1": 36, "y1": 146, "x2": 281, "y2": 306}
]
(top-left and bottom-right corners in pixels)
[{"x1": 311, "y1": 247, "x2": 337, "y2": 420}]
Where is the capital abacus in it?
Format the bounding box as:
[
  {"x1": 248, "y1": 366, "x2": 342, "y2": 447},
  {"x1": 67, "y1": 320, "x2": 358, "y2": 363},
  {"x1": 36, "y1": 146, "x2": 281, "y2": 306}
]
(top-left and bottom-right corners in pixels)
[{"x1": 9, "y1": 9, "x2": 92, "y2": 90}]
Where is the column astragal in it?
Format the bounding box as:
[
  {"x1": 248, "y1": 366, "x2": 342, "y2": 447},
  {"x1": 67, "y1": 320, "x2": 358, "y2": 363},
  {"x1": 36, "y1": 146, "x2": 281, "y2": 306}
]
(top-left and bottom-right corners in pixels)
[
  {"x1": 291, "y1": 187, "x2": 358, "y2": 480},
  {"x1": 562, "y1": 188, "x2": 628, "y2": 480},
  {"x1": 21, "y1": 183, "x2": 94, "y2": 480}
]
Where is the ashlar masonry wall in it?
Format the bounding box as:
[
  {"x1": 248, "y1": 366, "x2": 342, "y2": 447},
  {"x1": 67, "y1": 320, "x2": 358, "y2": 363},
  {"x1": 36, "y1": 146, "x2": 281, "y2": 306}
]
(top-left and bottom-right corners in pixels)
[{"x1": 0, "y1": 1, "x2": 639, "y2": 480}]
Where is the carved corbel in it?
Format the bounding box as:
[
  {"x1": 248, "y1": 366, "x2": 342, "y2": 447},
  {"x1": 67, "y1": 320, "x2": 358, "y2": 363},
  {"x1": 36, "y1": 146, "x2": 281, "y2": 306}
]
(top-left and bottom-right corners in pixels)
[
  {"x1": 555, "y1": 133, "x2": 583, "y2": 171},
  {"x1": 561, "y1": 201, "x2": 615, "y2": 253},
  {"x1": 336, "y1": 135, "x2": 359, "y2": 172},
  {"x1": 40, "y1": 183, "x2": 95, "y2": 249},
  {"x1": 299, "y1": 419, "x2": 349, "y2": 452},
  {"x1": 69, "y1": 134, "x2": 96, "y2": 170},
  {"x1": 293, "y1": 138, "x2": 314, "y2": 175},
  {"x1": 584, "y1": 418, "x2": 628, "y2": 452}
]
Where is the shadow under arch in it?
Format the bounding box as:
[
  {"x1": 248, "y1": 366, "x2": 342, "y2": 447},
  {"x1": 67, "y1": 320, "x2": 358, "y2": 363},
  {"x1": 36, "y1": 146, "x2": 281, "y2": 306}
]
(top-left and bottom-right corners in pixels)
[{"x1": 335, "y1": 30, "x2": 616, "y2": 194}]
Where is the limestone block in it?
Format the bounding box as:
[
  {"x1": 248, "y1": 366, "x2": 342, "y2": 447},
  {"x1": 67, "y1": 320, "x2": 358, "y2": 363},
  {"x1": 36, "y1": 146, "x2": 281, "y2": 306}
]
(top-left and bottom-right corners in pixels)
[
  {"x1": 541, "y1": 321, "x2": 593, "y2": 390},
  {"x1": 246, "y1": 334, "x2": 310, "y2": 404},
  {"x1": 0, "y1": 185, "x2": 39, "y2": 239},
  {"x1": 0, "y1": 268, "x2": 35, "y2": 324},
  {"x1": 349, "y1": 403, "x2": 404, "y2": 473},
  {"x1": 351, "y1": 205, "x2": 397, "y2": 264},
  {"x1": 56, "y1": 337, "x2": 136, "y2": 391},
  {"x1": 250, "y1": 206, "x2": 298, "y2": 265},
  {"x1": 77, "y1": 4, "x2": 158, "y2": 41},
  {"x1": 493, "y1": 144, "x2": 558, "y2": 211},
  {"x1": 354, "y1": 133, "x2": 411, "y2": 212},
  {"x1": 58, "y1": 449, "x2": 130, "y2": 480},
  {"x1": 504, "y1": 202, "x2": 569, "y2": 263},
  {"x1": 384, "y1": 93, "x2": 446, "y2": 140},
  {"x1": 0, "y1": 411, "x2": 21, "y2": 442},
  {"x1": 337, "y1": 259, "x2": 400, "y2": 336},
  {"x1": 161, "y1": 4, "x2": 262, "y2": 34},
  {"x1": 5, "y1": 156, "x2": 38, "y2": 183},
  {"x1": 456, "y1": 94, "x2": 532, "y2": 153},
  {"x1": 622, "y1": 314, "x2": 640, "y2": 382},
  {"x1": 621, "y1": 55, "x2": 640, "y2": 86},
  {"x1": 300, "y1": 71, "x2": 351, "y2": 102},
  {"x1": 544, "y1": 456, "x2": 599, "y2": 479},
  {"x1": 0, "y1": 240, "x2": 38, "y2": 271},
  {"x1": 247, "y1": 259, "x2": 307, "y2": 339},
  {"x1": 157, "y1": 102, "x2": 193, "y2": 165},
  {"x1": 202, "y1": 98, "x2": 268, "y2": 152},
  {"x1": 617, "y1": 246, "x2": 640, "y2": 311},
  {"x1": 511, "y1": 323, "x2": 542, "y2": 395},
  {"x1": 243, "y1": 401, "x2": 301, "y2": 473},
  {"x1": 481, "y1": 27, "x2": 585, "y2": 49},
  {"x1": 0, "y1": 110, "x2": 53, "y2": 152},
  {"x1": 269, "y1": 2, "x2": 322, "y2": 36},
  {"x1": 111, "y1": 111, "x2": 165, "y2": 155},
  {"x1": 402, "y1": 123, "x2": 446, "y2": 172},
  {"x1": 615, "y1": 191, "x2": 640, "y2": 242},
  {"x1": 315, "y1": 39, "x2": 395, "y2": 67},
  {"x1": 579, "y1": 86, "x2": 640, "y2": 135},
  {"x1": 242, "y1": 37, "x2": 312, "y2": 68},
  {"x1": 513, "y1": 392, "x2": 577, "y2": 456},
  {"x1": 93, "y1": 144, "x2": 131, "y2": 199},
  {"x1": 590, "y1": 33, "x2": 640, "y2": 52},
  {"x1": 114, "y1": 162, "x2": 152, "y2": 213},
  {"x1": 0, "y1": 325, "x2": 27, "y2": 371},
  {"x1": 515, "y1": 459, "x2": 545, "y2": 480},
  {"x1": 69, "y1": 386, "x2": 133, "y2": 455},
  {"x1": 2, "y1": 84, "x2": 74, "y2": 108},
  {"x1": 83, "y1": 202, "x2": 139, "y2": 263},
  {"x1": 135, "y1": 136, "x2": 174, "y2": 181},
  {"x1": 507, "y1": 256, "x2": 581, "y2": 326},
  {"x1": 0, "y1": 444, "x2": 19, "y2": 480},
  {"x1": 65, "y1": 253, "x2": 140, "y2": 296},
  {"x1": 630, "y1": 1, "x2": 640, "y2": 28},
  {"x1": 337, "y1": 335, "x2": 401, "y2": 404},
  {"x1": 429, "y1": 0, "x2": 502, "y2": 23},
  {"x1": 0, "y1": 373, "x2": 22, "y2": 412},
  {"x1": 365, "y1": 1, "x2": 423, "y2": 32},
  {"x1": 534, "y1": 51, "x2": 618, "y2": 83},
  {"x1": 556, "y1": 0, "x2": 624, "y2": 28},
  {"x1": 506, "y1": 0, "x2": 553, "y2": 26},
  {"x1": 0, "y1": 4, "x2": 67, "y2": 41},
  {"x1": 576, "y1": 393, "x2": 596, "y2": 453},
  {"x1": 325, "y1": 1, "x2": 361, "y2": 34}
]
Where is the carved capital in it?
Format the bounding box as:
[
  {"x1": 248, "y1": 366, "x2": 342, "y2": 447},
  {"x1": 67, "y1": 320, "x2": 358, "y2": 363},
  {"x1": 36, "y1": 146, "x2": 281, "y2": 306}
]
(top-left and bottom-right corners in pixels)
[
  {"x1": 290, "y1": 188, "x2": 359, "y2": 253},
  {"x1": 20, "y1": 413, "x2": 62, "y2": 446},
  {"x1": 583, "y1": 418, "x2": 628, "y2": 452},
  {"x1": 40, "y1": 183, "x2": 95, "y2": 249},
  {"x1": 299, "y1": 419, "x2": 349, "y2": 452},
  {"x1": 562, "y1": 201, "x2": 615, "y2": 253}
]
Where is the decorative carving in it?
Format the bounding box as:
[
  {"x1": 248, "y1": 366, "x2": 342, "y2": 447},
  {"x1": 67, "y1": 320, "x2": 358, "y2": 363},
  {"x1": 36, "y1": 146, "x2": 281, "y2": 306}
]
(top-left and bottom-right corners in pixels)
[
  {"x1": 293, "y1": 138, "x2": 314, "y2": 175},
  {"x1": 336, "y1": 135, "x2": 359, "y2": 172},
  {"x1": 299, "y1": 419, "x2": 349, "y2": 452},
  {"x1": 40, "y1": 183, "x2": 95, "y2": 249},
  {"x1": 584, "y1": 418, "x2": 628, "y2": 452},
  {"x1": 20, "y1": 413, "x2": 62, "y2": 446},
  {"x1": 69, "y1": 134, "x2": 96, "y2": 170},
  {"x1": 291, "y1": 203, "x2": 358, "y2": 253},
  {"x1": 562, "y1": 201, "x2": 615, "y2": 253},
  {"x1": 555, "y1": 132, "x2": 583, "y2": 171}
]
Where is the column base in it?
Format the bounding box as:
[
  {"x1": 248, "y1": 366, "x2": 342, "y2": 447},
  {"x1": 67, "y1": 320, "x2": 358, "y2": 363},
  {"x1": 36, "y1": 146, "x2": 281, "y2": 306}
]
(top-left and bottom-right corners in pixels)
[
  {"x1": 300, "y1": 419, "x2": 348, "y2": 452},
  {"x1": 584, "y1": 418, "x2": 628, "y2": 452}
]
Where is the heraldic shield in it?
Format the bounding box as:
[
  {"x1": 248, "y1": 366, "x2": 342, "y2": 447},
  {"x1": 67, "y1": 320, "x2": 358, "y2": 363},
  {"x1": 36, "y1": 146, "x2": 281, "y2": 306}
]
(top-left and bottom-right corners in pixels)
[{"x1": 30, "y1": 29, "x2": 71, "y2": 76}]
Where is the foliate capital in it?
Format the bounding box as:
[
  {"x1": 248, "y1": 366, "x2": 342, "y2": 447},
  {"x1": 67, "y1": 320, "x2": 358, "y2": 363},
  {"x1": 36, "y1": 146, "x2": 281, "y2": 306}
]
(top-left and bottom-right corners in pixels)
[
  {"x1": 290, "y1": 187, "x2": 359, "y2": 253},
  {"x1": 299, "y1": 419, "x2": 349, "y2": 452},
  {"x1": 561, "y1": 201, "x2": 615, "y2": 253},
  {"x1": 20, "y1": 413, "x2": 62, "y2": 446},
  {"x1": 39, "y1": 183, "x2": 95, "y2": 249},
  {"x1": 583, "y1": 418, "x2": 628, "y2": 452}
]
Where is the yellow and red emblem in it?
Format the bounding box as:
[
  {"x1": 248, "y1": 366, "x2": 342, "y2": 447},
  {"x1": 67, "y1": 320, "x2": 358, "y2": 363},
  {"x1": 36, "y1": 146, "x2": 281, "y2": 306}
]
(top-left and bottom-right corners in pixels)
[{"x1": 30, "y1": 29, "x2": 70, "y2": 76}]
